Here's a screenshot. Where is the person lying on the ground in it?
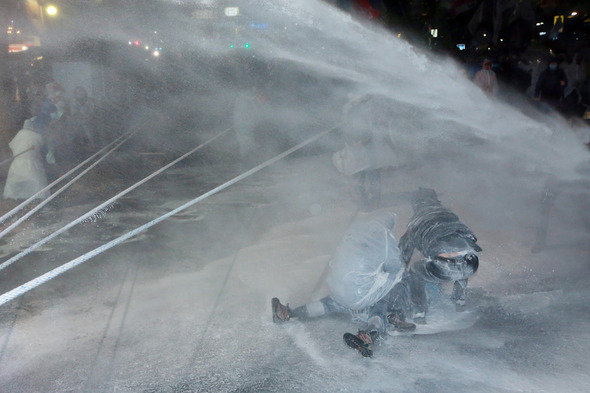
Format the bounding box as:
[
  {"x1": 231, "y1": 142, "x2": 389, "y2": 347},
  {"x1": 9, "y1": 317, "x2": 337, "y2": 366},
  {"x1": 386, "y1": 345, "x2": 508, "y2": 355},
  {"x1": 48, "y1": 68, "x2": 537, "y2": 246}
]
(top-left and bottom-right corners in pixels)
[
  {"x1": 272, "y1": 211, "x2": 415, "y2": 358},
  {"x1": 398, "y1": 187, "x2": 482, "y2": 323}
]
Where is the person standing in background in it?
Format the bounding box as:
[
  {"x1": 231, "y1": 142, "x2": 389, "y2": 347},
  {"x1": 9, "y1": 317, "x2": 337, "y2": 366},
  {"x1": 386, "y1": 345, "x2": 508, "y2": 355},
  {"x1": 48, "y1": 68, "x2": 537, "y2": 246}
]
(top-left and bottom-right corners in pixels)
[
  {"x1": 562, "y1": 53, "x2": 587, "y2": 117},
  {"x1": 534, "y1": 58, "x2": 568, "y2": 112},
  {"x1": 3, "y1": 117, "x2": 51, "y2": 201},
  {"x1": 473, "y1": 59, "x2": 499, "y2": 97}
]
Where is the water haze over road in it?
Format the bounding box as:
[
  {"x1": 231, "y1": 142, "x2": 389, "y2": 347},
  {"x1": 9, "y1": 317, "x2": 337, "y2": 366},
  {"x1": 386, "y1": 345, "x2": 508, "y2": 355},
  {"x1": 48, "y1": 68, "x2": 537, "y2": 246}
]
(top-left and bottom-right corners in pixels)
[{"x1": 1, "y1": 1, "x2": 590, "y2": 392}]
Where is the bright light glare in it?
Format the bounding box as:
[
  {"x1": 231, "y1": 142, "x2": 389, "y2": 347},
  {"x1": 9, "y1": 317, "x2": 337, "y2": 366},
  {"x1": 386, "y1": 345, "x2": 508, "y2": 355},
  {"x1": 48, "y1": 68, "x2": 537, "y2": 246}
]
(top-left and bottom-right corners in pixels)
[
  {"x1": 46, "y1": 6, "x2": 58, "y2": 16},
  {"x1": 153, "y1": 50, "x2": 160, "y2": 57},
  {"x1": 571, "y1": 12, "x2": 578, "y2": 16},
  {"x1": 225, "y1": 7, "x2": 239, "y2": 17}
]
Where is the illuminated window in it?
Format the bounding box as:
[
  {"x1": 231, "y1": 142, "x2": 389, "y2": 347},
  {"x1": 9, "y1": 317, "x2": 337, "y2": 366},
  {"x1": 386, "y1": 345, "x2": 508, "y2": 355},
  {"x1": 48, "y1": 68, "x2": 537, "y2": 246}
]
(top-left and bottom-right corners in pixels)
[{"x1": 225, "y1": 7, "x2": 239, "y2": 17}]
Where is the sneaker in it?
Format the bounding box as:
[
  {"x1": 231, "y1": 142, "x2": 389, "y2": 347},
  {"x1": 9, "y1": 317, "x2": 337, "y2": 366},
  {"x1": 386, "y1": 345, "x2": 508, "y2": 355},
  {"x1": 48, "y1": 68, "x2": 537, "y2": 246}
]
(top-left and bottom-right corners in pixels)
[
  {"x1": 343, "y1": 330, "x2": 378, "y2": 358},
  {"x1": 271, "y1": 297, "x2": 291, "y2": 323},
  {"x1": 357, "y1": 329, "x2": 379, "y2": 344},
  {"x1": 387, "y1": 311, "x2": 416, "y2": 332}
]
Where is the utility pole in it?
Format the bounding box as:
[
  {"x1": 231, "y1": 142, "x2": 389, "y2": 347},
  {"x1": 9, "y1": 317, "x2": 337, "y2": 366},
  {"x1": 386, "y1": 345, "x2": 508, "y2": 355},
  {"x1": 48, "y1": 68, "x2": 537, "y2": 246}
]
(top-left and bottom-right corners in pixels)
[{"x1": 0, "y1": 1, "x2": 11, "y2": 149}]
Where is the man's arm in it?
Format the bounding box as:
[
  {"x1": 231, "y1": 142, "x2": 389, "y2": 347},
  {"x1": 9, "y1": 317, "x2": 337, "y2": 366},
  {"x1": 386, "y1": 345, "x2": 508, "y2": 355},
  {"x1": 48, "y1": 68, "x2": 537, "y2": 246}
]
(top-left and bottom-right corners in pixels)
[
  {"x1": 451, "y1": 279, "x2": 468, "y2": 312},
  {"x1": 398, "y1": 231, "x2": 414, "y2": 267}
]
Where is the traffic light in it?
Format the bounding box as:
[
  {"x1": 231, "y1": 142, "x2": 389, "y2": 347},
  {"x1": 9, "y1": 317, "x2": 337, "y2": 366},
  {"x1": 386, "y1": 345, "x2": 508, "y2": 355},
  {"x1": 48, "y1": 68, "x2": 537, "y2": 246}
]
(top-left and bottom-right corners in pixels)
[{"x1": 228, "y1": 43, "x2": 251, "y2": 49}]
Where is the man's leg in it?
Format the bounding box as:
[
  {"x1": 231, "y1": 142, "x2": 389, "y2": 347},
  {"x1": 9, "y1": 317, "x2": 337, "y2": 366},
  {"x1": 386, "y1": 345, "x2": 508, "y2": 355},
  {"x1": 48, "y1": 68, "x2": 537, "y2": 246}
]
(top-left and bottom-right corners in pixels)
[
  {"x1": 408, "y1": 260, "x2": 432, "y2": 324},
  {"x1": 451, "y1": 279, "x2": 468, "y2": 312},
  {"x1": 343, "y1": 276, "x2": 418, "y2": 358},
  {"x1": 272, "y1": 296, "x2": 345, "y2": 323},
  {"x1": 341, "y1": 296, "x2": 388, "y2": 358},
  {"x1": 343, "y1": 303, "x2": 382, "y2": 358},
  {"x1": 383, "y1": 272, "x2": 416, "y2": 331}
]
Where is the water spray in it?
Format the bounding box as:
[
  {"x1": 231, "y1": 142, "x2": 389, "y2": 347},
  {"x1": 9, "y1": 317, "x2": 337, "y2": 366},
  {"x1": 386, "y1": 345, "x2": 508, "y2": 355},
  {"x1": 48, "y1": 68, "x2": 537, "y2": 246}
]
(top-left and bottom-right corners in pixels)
[
  {"x1": 0, "y1": 130, "x2": 138, "y2": 226},
  {"x1": 0, "y1": 127, "x2": 232, "y2": 273},
  {"x1": 0, "y1": 133, "x2": 135, "y2": 240},
  {"x1": 0, "y1": 123, "x2": 340, "y2": 307}
]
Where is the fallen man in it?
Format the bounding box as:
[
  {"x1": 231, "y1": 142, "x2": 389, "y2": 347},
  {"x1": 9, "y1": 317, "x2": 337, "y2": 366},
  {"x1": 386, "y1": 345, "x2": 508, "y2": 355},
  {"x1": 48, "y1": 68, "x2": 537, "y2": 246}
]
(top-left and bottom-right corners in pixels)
[
  {"x1": 271, "y1": 188, "x2": 482, "y2": 357},
  {"x1": 398, "y1": 187, "x2": 481, "y2": 323},
  {"x1": 272, "y1": 211, "x2": 414, "y2": 358}
]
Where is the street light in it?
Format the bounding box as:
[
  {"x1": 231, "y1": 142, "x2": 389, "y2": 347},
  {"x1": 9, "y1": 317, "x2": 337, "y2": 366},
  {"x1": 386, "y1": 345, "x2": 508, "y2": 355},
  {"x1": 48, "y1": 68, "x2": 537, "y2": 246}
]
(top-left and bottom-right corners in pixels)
[
  {"x1": 39, "y1": 3, "x2": 59, "y2": 26},
  {"x1": 46, "y1": 5, "x2": 58, "y2": 17}
]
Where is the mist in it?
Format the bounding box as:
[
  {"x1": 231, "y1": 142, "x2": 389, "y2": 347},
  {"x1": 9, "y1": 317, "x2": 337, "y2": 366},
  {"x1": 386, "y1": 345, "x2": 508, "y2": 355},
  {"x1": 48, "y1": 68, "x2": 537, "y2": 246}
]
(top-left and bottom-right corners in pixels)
[{"x1": 1, "y1": 0, "x2": 590, "y2": 392}]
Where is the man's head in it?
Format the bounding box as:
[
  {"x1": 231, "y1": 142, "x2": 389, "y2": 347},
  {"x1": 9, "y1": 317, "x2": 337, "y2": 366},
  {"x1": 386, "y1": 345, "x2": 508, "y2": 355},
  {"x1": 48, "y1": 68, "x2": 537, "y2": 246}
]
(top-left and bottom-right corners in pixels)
[
  {"x1": 429, "y1": 235, "x2": 480, "y2": 278},
  {"x1": 483, "y1": 59, "x2": 492, "y2": 70},
  {"x1": 428, "y1": 252, "x2": 479, "y2": 281},
  {"x1": 45, "y1": 82, "x2": 64, "y2": 101},
  {"x1": 548, "y1": 56, "x2": 560, "y2": 71}
]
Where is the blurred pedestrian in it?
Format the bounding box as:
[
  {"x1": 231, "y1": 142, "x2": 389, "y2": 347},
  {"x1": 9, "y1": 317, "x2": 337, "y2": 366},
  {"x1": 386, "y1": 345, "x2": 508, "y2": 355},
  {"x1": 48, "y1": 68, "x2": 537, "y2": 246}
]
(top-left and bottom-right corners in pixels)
[
  {"x1": 563, "y1": 53, "x2": 586, "y2": 101},
  {"x1": 69, "y1": 86, "x2": 97, "y2": 157},
  {"x1": 32, "y1": 82, "x2": 66, "y2": 166},
  {"x1": 3, "y1": 117, "x2": 50, "y2": 201},
  {"x1": 46, "y1": 95, "x2": 72, "y2": 171},
  {"x1": 473, "y1": 59, "x2": 498, "y2": 97},
  {"x1": 562, "y1": 53, "x2": 587, "y2": 117},
  {"x1": 45, "y1": 96, "x2": 69, "y2": 166},
  {"x1": 332, "y1": 94, "x2": 397, "y2": 210},
  {"x1": 534, "y1": 58, "x2": 567, "y2": 112},
  {"x1": 232, "y1": 56, "x2": 269, "y2": 160}
]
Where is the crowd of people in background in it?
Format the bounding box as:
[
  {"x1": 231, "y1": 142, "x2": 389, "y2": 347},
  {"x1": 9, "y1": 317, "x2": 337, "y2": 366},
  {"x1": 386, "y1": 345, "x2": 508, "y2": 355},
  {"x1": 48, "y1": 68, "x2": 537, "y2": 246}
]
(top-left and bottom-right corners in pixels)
[
  {"x1": 2, "y1": 81, "x2": 98, "y2": 202},
  {"x1": 465, "y1": 47, "x2": 590, "y2": 122},
  {"x1": 2, "y1": 38, "x2": 590, "y2": 205}
]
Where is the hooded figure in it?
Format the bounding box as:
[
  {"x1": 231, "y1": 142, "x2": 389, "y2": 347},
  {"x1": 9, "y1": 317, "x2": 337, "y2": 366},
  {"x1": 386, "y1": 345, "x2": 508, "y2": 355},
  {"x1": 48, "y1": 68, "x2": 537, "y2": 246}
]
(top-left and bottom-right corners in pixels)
[
  {"x1": 271, "y1": 211, "x2": 415, "y2": 358},
  {"x1": 3, "y1": 118, "x2": 50, "y2": 200},
  {"x1": 397, "y1": 188, "x2": 481, "y2": 322},
  {"x1": 327, "y1": 211, "x2": 403, "y2": 310},
  {"x1": 473, "y1": 59, "x2": 499, "y2": 97}
]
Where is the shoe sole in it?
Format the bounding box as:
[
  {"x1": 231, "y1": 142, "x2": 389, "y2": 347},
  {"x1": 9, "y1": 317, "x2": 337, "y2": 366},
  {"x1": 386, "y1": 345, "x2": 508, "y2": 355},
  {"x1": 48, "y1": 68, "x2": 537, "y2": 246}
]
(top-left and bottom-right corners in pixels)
[
  {"x1": 343, "y1": 333, "x2": 373, "y2": 358},
  {"x1": 271, "y1": 297, "x2": 287, "y2": 323}
]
